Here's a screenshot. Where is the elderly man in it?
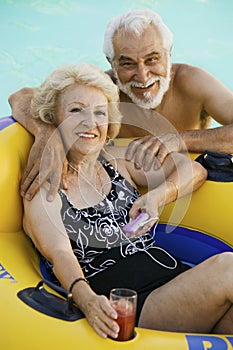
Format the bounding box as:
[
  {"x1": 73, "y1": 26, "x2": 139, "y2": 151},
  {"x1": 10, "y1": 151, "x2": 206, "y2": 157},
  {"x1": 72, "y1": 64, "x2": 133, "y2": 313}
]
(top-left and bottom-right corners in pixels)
[
  {"x1": 9, "y1": 9, "x2": 233, "y2": 199},
  {"x1": 103, "y1": 9, "x2": 233, "y2": 168}
]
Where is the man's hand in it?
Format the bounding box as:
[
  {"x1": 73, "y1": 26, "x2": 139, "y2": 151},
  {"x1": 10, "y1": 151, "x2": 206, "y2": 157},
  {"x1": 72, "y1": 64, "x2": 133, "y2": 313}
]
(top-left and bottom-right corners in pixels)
[
  {"x1": 9, "y1": 87, "x2": 68, "y2": 201},
  {"x1": 21, "y1": 126, "x2": 67, "y2": 201},
  {"x1": 125, "y1": 134, "x2": 186, "y2": 171}
]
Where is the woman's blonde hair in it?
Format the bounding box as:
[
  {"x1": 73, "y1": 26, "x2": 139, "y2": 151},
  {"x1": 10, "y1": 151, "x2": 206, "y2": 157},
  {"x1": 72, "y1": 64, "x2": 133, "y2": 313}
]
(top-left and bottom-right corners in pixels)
[{"x1": 31, "y1": 62, "x2": 122, "y2": 139}]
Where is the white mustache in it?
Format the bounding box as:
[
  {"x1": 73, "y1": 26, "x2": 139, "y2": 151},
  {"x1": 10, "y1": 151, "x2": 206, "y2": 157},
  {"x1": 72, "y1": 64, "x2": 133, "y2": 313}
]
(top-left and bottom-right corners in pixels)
[{"x1": 130, "y1": 77, "x2": 160, "y2": 88}]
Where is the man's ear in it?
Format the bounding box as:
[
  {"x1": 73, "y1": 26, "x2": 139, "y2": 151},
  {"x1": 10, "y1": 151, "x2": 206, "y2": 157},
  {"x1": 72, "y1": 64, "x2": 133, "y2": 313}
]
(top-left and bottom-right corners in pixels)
[
  {"x1": 169, "y1": 46, "x2": 173, "y2": 56},
  {"x1": 106, "y1": 56, "x2": 113, "y2": 66}
]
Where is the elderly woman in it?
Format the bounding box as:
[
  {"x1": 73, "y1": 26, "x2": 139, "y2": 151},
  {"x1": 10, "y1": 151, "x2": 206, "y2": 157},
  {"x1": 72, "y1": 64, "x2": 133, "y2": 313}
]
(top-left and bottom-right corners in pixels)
[{"x1": 24, "y1": 62, "x2": 233, "y2": 339}]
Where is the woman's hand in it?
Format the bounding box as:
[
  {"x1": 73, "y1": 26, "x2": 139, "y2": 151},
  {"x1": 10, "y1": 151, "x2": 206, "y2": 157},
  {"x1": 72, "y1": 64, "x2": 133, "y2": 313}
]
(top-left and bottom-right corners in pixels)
[
  {"x1": 128, "y1": 192, "x2": 160, "y2": 236},
  {"x1": 80, "y1": 292, "x2": 119, "y2": 339}
]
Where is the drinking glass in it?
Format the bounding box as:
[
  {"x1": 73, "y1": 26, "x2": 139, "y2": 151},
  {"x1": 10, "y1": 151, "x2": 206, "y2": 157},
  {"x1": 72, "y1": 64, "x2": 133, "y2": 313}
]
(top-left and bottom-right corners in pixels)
[{"x1": 110, "y1": 288, "x2": 137, "y2": 341}]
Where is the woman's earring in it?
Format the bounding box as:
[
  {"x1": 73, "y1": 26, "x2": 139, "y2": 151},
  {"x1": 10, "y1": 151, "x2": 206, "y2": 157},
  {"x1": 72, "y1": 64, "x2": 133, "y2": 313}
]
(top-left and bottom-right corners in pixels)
[
  {"x1": 105, "y1": 135, "x2": 114, "y2": 146},
  {"x1": 46, "y1": 113, "x2": 54, "y2": 123}
]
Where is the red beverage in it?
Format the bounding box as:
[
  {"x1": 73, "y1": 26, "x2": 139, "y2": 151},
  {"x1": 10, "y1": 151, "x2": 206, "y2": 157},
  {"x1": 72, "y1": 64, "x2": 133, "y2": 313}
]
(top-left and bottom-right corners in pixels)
[
  {"x1": 112, "y1": 298, "x2": 136, "y2": 341},
  {"x1": 116, "y1": 308, "x2": 136, "y2": 341}
]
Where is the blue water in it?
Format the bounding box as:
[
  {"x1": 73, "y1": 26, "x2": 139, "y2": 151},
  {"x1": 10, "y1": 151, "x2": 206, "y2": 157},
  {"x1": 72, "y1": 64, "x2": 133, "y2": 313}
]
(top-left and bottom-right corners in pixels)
[{"x1": 1, "y1": 0, "x2": 233, "y2": 124}]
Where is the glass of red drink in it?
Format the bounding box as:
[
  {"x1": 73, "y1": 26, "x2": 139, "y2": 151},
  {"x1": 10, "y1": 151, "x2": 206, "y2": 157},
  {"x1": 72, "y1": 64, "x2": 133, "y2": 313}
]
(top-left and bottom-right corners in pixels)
[{"x1": 110, "y1": 288, "x2": 137, "y2": 341}]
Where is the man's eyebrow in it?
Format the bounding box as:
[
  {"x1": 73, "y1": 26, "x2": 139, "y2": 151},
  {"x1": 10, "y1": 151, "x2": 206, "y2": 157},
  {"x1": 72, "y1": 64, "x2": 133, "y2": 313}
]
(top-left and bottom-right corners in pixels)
[
  {"x1": 118, "y1": 51, "x2": 162, "y2": 62},
  {"x1": 118, "y1": 55, "x2": 134, "y2": 62},
  {"x1": 144, "y1": 51, "x2": 161, "y2": 58}
]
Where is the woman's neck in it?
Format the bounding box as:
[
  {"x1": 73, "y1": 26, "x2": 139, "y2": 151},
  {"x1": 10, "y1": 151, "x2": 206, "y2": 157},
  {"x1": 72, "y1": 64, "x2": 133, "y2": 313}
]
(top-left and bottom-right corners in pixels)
[
  {"x1": 65, "y1": 152, "x2": 111, "y2": 209},
  {"x1": 67, "y1": 152, "x2": 100, "y2": 175}
]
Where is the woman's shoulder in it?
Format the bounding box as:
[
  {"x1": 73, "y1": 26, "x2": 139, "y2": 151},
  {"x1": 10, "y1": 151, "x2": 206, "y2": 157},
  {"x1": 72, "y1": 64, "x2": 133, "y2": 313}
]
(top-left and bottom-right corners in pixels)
[
  {"x1": 101, "y1": 145, "x2": 135, "y2": 182},
  {"x1": 102, "y1": 145, "x2": 143, "y2": 189},
  {"x1": 103, "y1": 144, "x2": 127, "y2": 160}
]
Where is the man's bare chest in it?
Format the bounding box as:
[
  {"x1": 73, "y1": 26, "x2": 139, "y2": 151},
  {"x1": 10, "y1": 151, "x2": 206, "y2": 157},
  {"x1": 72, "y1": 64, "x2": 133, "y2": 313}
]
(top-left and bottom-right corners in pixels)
[{"x1": 118, "y1": 100, "x2": 203, "y2": 138}]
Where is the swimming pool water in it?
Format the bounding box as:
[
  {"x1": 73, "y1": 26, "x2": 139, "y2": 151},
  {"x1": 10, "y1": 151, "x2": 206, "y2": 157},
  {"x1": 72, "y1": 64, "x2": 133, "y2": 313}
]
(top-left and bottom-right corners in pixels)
[{"x1": 1, "y1": 0, "x2": 233, "y2": 124}]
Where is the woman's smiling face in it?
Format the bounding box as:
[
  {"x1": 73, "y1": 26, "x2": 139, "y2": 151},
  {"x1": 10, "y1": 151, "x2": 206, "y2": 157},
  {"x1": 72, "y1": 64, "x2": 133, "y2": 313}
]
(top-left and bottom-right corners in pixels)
[{"x1": 55, "y1": 83, "x2": 109, "y2": 156}]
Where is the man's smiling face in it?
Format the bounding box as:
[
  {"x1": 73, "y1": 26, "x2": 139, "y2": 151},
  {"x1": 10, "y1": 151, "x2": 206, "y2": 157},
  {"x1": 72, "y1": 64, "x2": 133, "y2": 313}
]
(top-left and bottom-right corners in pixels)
[{"x1": 112, "y1": 24, "x2": 171, "y2": 109}]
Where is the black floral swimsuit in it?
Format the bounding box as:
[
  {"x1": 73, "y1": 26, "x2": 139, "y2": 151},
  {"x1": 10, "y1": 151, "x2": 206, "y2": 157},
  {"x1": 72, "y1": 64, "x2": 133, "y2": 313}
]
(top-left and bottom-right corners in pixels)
[
  {"x1": 59, "y1": 155, "x2": 157, "y2": 279},
  {"x1": 43, "y1": 155, "x2": 190, "y2": 323}
]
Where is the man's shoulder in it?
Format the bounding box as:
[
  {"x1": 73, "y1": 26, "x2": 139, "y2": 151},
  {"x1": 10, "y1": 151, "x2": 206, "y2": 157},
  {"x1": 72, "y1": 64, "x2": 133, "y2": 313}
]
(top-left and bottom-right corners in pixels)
[
  {"x1": 172, "y1": 63, "x2": 206, "y2": 92},
  {"x1": 172, "y1": 63, "x2": 194, "y2": 76},
  {"x1": 172, "y1": 63, "x2": 204, "y2": 80}
]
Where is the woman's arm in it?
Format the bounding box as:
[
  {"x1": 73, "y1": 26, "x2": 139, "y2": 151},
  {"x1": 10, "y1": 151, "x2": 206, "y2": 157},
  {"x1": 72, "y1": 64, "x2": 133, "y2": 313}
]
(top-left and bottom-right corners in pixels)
[
  {"x1": 106, "y1": 146, "x2": 207, "y2": 232},
  {"x1": 23, "y1": 187, "x2": 119, "y2": 339},
  {"x1": 129, "y1": 151, "x2": 206, "y2": 197},
  {"x1": 128, "y1": 152, "x2": 207, "y2": 231}
]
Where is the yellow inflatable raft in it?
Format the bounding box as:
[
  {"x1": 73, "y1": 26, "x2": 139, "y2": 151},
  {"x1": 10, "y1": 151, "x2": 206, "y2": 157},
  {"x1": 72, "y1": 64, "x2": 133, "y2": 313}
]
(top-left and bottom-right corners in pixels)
[{"x1": 1, "y1": 117, "x2": 233, "y2": 350}]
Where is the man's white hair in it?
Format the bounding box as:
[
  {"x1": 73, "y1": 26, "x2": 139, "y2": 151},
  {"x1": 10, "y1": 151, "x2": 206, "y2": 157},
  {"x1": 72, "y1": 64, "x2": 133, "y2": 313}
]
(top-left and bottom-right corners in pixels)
[{"x1": 103, "y1": 9, "x2": 173, "y2": 62}]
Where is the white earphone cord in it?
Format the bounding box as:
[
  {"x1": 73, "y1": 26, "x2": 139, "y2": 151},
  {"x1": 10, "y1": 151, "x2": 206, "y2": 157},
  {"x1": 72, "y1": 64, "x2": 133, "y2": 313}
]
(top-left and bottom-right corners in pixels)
[
  {"x1": 102, "y1": 147, "x2": 177, "y2": 270},
  {"x1": 121, "y1": 220, "x2": 177, "y2": 270},
  {"x1": 74, "y1": 154, "x2": 177, "y2": 271}
]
